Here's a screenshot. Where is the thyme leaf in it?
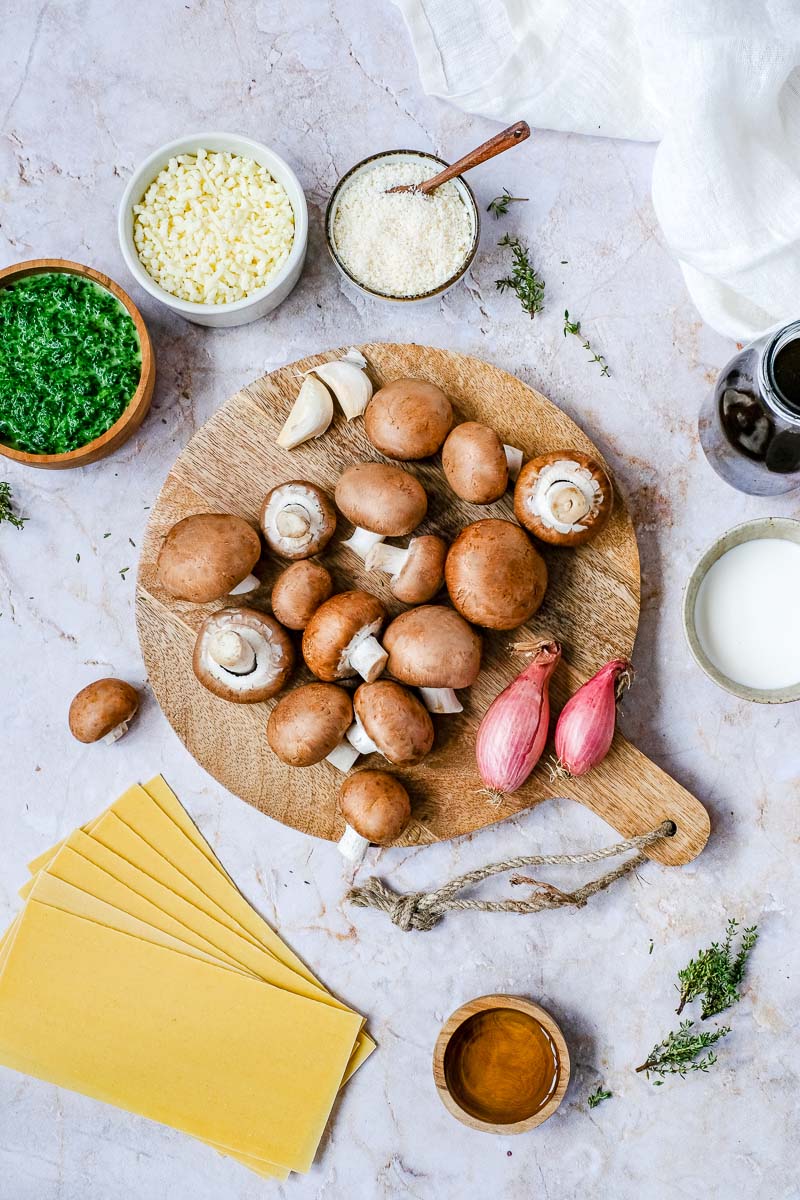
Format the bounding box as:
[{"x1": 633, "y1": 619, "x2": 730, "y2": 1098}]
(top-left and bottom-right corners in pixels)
[
  {"x1": 636, "y1": 1020, "x2": 730, "y2": 1081},
  {"x1": 0, "y1": 481, "x2": 27, "y2": 530},
  {"x1": 487, "y1": 189, "x2": 528, "y2": 219},
  {"x1": 677, "y1": 918, "x2": 758, "y2": 1019},
  {"x1": 495, "y1": 235, "x2": 545, "y2": 319},
  {"x1": 564, "y1": 310, "x2": 610, "y2": 376},
  {"x1": 587, "y1": 1086, "x2": 612, "y2": 1109}
]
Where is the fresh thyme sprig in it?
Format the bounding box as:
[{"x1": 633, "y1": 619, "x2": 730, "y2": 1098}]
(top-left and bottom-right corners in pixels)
[
  {"x1": 487, "y1": 188, "x2": 528, "y2": 219},
  {"x1": 636, "y1": 1020, "x2": 730, "y2": 1081},
  {"x1": 495, "y1": 234, "x2": 545, "y2": 319},
  {"x1": 0, "y1": 482, "x2": 27, "y2": 530},
  {"x1": 563, "y1": 310, "x2": 610, "y2": 376},
  {"x1": 676, "y1": 918, "x2": 758, "y2": 1019},
  {"x1": 587, "y1": 1086, "x2": 612, "y2": 1109}
]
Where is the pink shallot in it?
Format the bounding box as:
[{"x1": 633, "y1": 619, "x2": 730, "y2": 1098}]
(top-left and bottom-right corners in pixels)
[
  {"x1": 554, "y1": 658, "x2": 633, "y2": 778},
  {"x1": 475, "y1": 638, "x2": 561, "y2": 801}
]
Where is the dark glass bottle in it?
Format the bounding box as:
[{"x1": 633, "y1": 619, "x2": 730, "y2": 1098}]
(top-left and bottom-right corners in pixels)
[{"x1": 699, "y1": 319, "x2": 800, "y2": 495}]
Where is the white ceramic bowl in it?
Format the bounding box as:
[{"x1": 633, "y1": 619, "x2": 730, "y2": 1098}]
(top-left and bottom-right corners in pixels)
[
  {"x1": 118, "y1": 132, "x2": 308, "y2": 328},
  {"x1": 325, "y1": 150, "x2": 480, "y2": 305}
]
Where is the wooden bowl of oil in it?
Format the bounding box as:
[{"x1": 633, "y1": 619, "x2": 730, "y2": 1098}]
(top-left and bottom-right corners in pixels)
[{"x1": 433, "y1": 995, "x2": 570, "y2": 1133}]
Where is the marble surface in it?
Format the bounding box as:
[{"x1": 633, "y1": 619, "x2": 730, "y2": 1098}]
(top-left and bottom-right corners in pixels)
[{"x1": 1, "y1": 2, "x2": 798, "y2": 1197}]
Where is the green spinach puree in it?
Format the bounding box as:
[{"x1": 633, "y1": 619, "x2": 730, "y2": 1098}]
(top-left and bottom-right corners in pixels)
[{"x1": 0, "y1": 272, "x2": 142, "y2": 455}]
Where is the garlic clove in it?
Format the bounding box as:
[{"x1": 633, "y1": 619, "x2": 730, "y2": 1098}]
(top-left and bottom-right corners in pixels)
[
  {"x1": 307, "y1": 348, "x2": 372, "y2": 420},
  {"x1": 276, "y1": 375, "x2": 334, "y2": 450}
]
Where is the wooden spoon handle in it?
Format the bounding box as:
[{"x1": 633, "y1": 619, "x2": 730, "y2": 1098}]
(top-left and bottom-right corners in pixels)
[{"x1": 418, "y1": 121, "x2": 531, "y2": 194}]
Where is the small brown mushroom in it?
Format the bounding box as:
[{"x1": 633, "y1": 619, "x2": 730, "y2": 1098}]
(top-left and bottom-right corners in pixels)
[
  {"x1": 445, "y1": 519, "x2": 548, "y2": 630},
  {"x1": 383, "y1": 604, "x2": 482, "y2": 713},
  {"x1": 337, "y1": 769, "x2": 411, "y2": 862},
  {"x1": 271, "y1": 560, "x2": 333, "y2": 630},
  {"x1": 193, "y1": 608, "x2": 294, "y2": 703},
  {"x1": 345, "y1": 680, "x2": 434, "y2": 767},
  {"x1": 302, "y1": 590, "x2": 388, "y2": 683},
  {"x1": 441, "y1": 422, "x2": 523, "y2": 504},
  {"x1": 365, "y1": 535, "x2": 446, "y2": 604},
  {"x1": 364, "y1": 378, "x2": 453, "y2": 460},
  {"x1": 157, "y1": 513, "x2": 261, "y2": 603},
  {"x1": 267, "y1": 682, "x2": 354, "y2": 769},
  {"x1": 514, "y1": 450, "x2": 613, "y2": 546},
  {"x1": 335, "y1": 462, "x2": 428, "y2": 559},
  {"x1": 68, "y1": 678, "x2": 139, "y2": 744},
  {"x1": 260, "y1": 481, "x2": 336, "y2": 560}
]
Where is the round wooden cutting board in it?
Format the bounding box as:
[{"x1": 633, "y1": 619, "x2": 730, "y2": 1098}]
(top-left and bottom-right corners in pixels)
[{"x1": 136, "y1": 344, "x2": 709, "y2": 865}]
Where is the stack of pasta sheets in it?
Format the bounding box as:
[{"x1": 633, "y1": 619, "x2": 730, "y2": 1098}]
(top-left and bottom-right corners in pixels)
[{"x1": 0, "y1": 777, "x2": 373, "y2": 1180}]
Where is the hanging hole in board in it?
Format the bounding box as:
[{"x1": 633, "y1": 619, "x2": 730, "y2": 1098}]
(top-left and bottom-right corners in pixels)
[{"x1": 663, "y1": 820, "x2": 677, "y2": 837}]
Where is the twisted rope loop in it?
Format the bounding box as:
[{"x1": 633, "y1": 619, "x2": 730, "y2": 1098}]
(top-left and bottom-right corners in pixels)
[{"x1": 347, "y1": 821, "x2": 674, "y2": 932}]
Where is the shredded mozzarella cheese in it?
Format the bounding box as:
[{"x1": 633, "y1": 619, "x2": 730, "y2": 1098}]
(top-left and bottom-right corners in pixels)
[{"x1": 133, "y1": 149, "x2": 294, "y2": 305}]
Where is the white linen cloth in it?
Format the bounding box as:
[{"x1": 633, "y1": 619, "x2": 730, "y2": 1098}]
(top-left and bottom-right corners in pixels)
[{"x1": 391, "y1": 0, "x2": 800, "y2": 341}]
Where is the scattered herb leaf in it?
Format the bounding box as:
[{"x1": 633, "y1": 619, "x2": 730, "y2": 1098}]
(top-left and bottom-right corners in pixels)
[
  {"x1": 636, "y1": 1020, "x2": 730, "y2": 1081},
  {"x1": 588, "y1": 1086, "x2": 612, "y2": 1109},
  {"x1": 103, "y1": 531, "x2": 111, "y2": 538},
  {"x1": 0, "y1": 481, "x2": 27, "y2": 530},
  {"x1": 677, "y1": 918, "x2": 758, "y2": 1019},
  {"x1": 75, "y1": 553, "x2": 80, "y2": 563},
  {"x1": 487, "y1": 189, "x2": 528, "y2": 219},
  {"x1": 564, "y1": 310, "x2": 610, "y2": 376},
  {"x1": 649, "y1": 939, "x2": 654, "y2": 955},
  {"x1": 119, "y1": 566, "x2": 130, "y2": 580},
  {"x1": 128, "y1": 537, "x2": 136, "y2": 547},
  {"x1": 495, "y1": 235, "x2": 545, "y2": 319}
]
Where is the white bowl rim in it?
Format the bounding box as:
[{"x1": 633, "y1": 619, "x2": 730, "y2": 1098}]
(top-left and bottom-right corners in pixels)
[
  {"x1": 682, "y1": 515, "x2": 800, "y2": 704},
  {"x1": 117, "y1": 131, "x2": 308, "y2": 315}
]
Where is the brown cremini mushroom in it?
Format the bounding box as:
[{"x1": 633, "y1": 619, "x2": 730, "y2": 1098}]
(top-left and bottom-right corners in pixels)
[
  {"x1": 193, "y1": 608, "x2": 294, "y2": 703},
  {"x1": 157, "y1": 513, "x2": 261, "y2": 603},
  {"x1": 267, "y1": 682, "x2": 355, "y2": 769},
  {"x1": 260, "y1": 481, "x2": 336, "y2": 560},
  {"x1": 441, "y1": 422, "x2": 523, "y2": 504},
  {"x1": 335, "y1": 462, "x2": 428, "y2": 559},
  {"x1": 364, "y1": 378, "x2": 453, "y2": 460},
  {"x1": 445, "y1": 519, "x2": 548, "y2": 631},
  {"x1": 514, "y1": 450, "x2": 613, "y2": 546},
  {"x1": 68, "y1": 678, "x2": 140, "y2": 744},
  {"x1": 365, "y1": 534, "x2": 447, "y2": 604},
  {"x1": 271, "y1": 560, "x2": 333, "y2": 630},
  {"x1": 302, "y1": 590, "x2": 388, "y2": 683},
  {"x1": 337, "y1": 769, "x2": 412, "y2": 862},
  {"x1": 345, "y1": 680, "x2": 434, "y2": 767},
  {"x1": 383, "y1": 604, "x2": 482, "y2": 713}
]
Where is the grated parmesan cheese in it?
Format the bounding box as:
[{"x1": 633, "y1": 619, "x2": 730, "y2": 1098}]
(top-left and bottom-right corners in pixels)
[
  {"x1": 132, "y1": 149, "x2": 294, "y2": 305},
  {"x1": 331, "y1": 158, "x2": 474, "y2": 298}
]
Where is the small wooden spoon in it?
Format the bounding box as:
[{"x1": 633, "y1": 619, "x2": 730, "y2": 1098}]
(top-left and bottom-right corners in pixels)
[{"x1": 386, "y1": 121, "x2": 531, "y2": 195}]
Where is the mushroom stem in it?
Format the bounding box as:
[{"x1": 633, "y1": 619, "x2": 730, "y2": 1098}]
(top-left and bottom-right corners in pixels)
[
  {"x1": 348, "y1": 634, "x2": 388, "y2": 683},
  {"x1": 102, "y1": 720, "x2": 131, "y2": 746},
  {"x1": 275, "y1": 505, "x2": 311, "y2": 539},
  {"x1": 338, "y1": 823, "x2": 370, "y2": 863},
  {"x1": 546, "y1": 479, "x2": 592, "y2": 525},
  {"x1": 364, "y1": 542, "x2": 408, "y2": 580},
  {"x1": 419, "y1": 686, "x2": 463, "y2": 714},
  {"x1": 229, "y1": 572, "x2": 260, "y2": 596},
  {"x1": 345, "y1": 718, "x2": 378, "y2": 755},
  {"x1": 504, "y1": 445, "x2": 524, "y2": 481},
  {"x1": 209, "y1": 630, "x2": 257, "y2": 675},
  {"x1": 342, "y1": 527, "x2": 385, "y2": 560},
  {"x1": 325, "y1": 740, "x2": 361, "y2": 773}
]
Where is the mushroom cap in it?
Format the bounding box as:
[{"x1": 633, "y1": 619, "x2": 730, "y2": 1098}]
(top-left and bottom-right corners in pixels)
[
  {"x1": 267, "y1": 682, "x2": 353, "y2": 766},
  {"x1": 445, "y1": 519, "x2": 548, "y2": 630},
  {"x1": 271, "y1": 560, "x2": 333, "y2": 630},
  {"x1": 338, "y1": 770, "x2": 411, "y2": 845},
  {"x1": 335, "y1": 463, "x2": 427, "y2": 536},
  {"x1": 259, "y1": 481, "x2": 337, "y2": 560},
  {"x1": 354, "y1": 680, "x2": 434, "y2": 765},
  {"x1": 442, "y1": 421, "x2": 509, "y2": 504},
  {"x1": 383, "y1": 605, "x2": 482, "y2": 689},
  {"x1": 514, "y1": 450, "x2": 613, "y2": 546},
  {"x1": 302, "y1": 590, "x2": 387, "y2": 681},
  {"x1": 193, "y1": 608, "x2": 294, "y2": 703},
  {"x1": 68, "y1": 678, "x2": 139, "y2": 743},
  {"x1": 364, "y1": 378, "x2": 453, "y2": 460},
  {"x1": 392, "y1": 535, "x2": 447, "y2": 604},
  {"x1": 157, "y1": 513, "x2": 261, "y2": 603}
]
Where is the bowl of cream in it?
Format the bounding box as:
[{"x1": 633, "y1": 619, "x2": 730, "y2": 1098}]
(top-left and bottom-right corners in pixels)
[{"x1": 683, "y1": 517, "x2": 800, "y2": 702}]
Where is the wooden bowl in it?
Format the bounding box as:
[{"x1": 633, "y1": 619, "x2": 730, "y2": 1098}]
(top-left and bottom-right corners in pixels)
[
  {"x1": 0, "y1": 258, "x2": 155, "y2": 470},
  {"x1": 433, "y1": 994, "x2": 570, "y2": 1133}
]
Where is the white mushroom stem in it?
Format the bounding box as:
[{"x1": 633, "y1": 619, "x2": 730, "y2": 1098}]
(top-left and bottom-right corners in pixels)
[
  {"x1": 419, "y1": 686, "x2": 463, "y2": 714},
  {"x1": 341, "y1": 527, "x2": 385, "y2": 560},
  {"x1": 346, "y1": 718, "x2": 378, "y2": 755},
  {"x1": 229, "y1": 572, "x2": 259, "y2": 595},
  {"x1": 102, "y1": 720, "x2": 132, "y2": 746},
  {"x1": 209, "y1": 630, "x2": 257, "y2": 675},
  {"x1": 546, "y1": 480, "x2": 592, "y2": 523},
  {"x1": 338, "y1": 824, "x2": 369, "y2": 863},
  {"x1": 504, "y1": 445, "x2": 524, "y2": 481},
  {"x1": 529, "y1": 461, "x2": 602, "y2": 535},
  {"x1": 365, "y1": 541, "x2": 408, "y2": 581},
  {"x1": 326, "y1": 740, "x2": 361, "y2": 773},
  {"x1": 348, "y1": 634, "x2": 388, "y2": 682},
  {"x1": 276, "y1": 505, "x2": 311, "y2": 539}
]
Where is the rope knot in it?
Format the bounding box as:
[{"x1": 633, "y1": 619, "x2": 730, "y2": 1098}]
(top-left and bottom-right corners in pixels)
[{"x1": 347, "y1": 877, "x2": 443, "y2": 932}]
